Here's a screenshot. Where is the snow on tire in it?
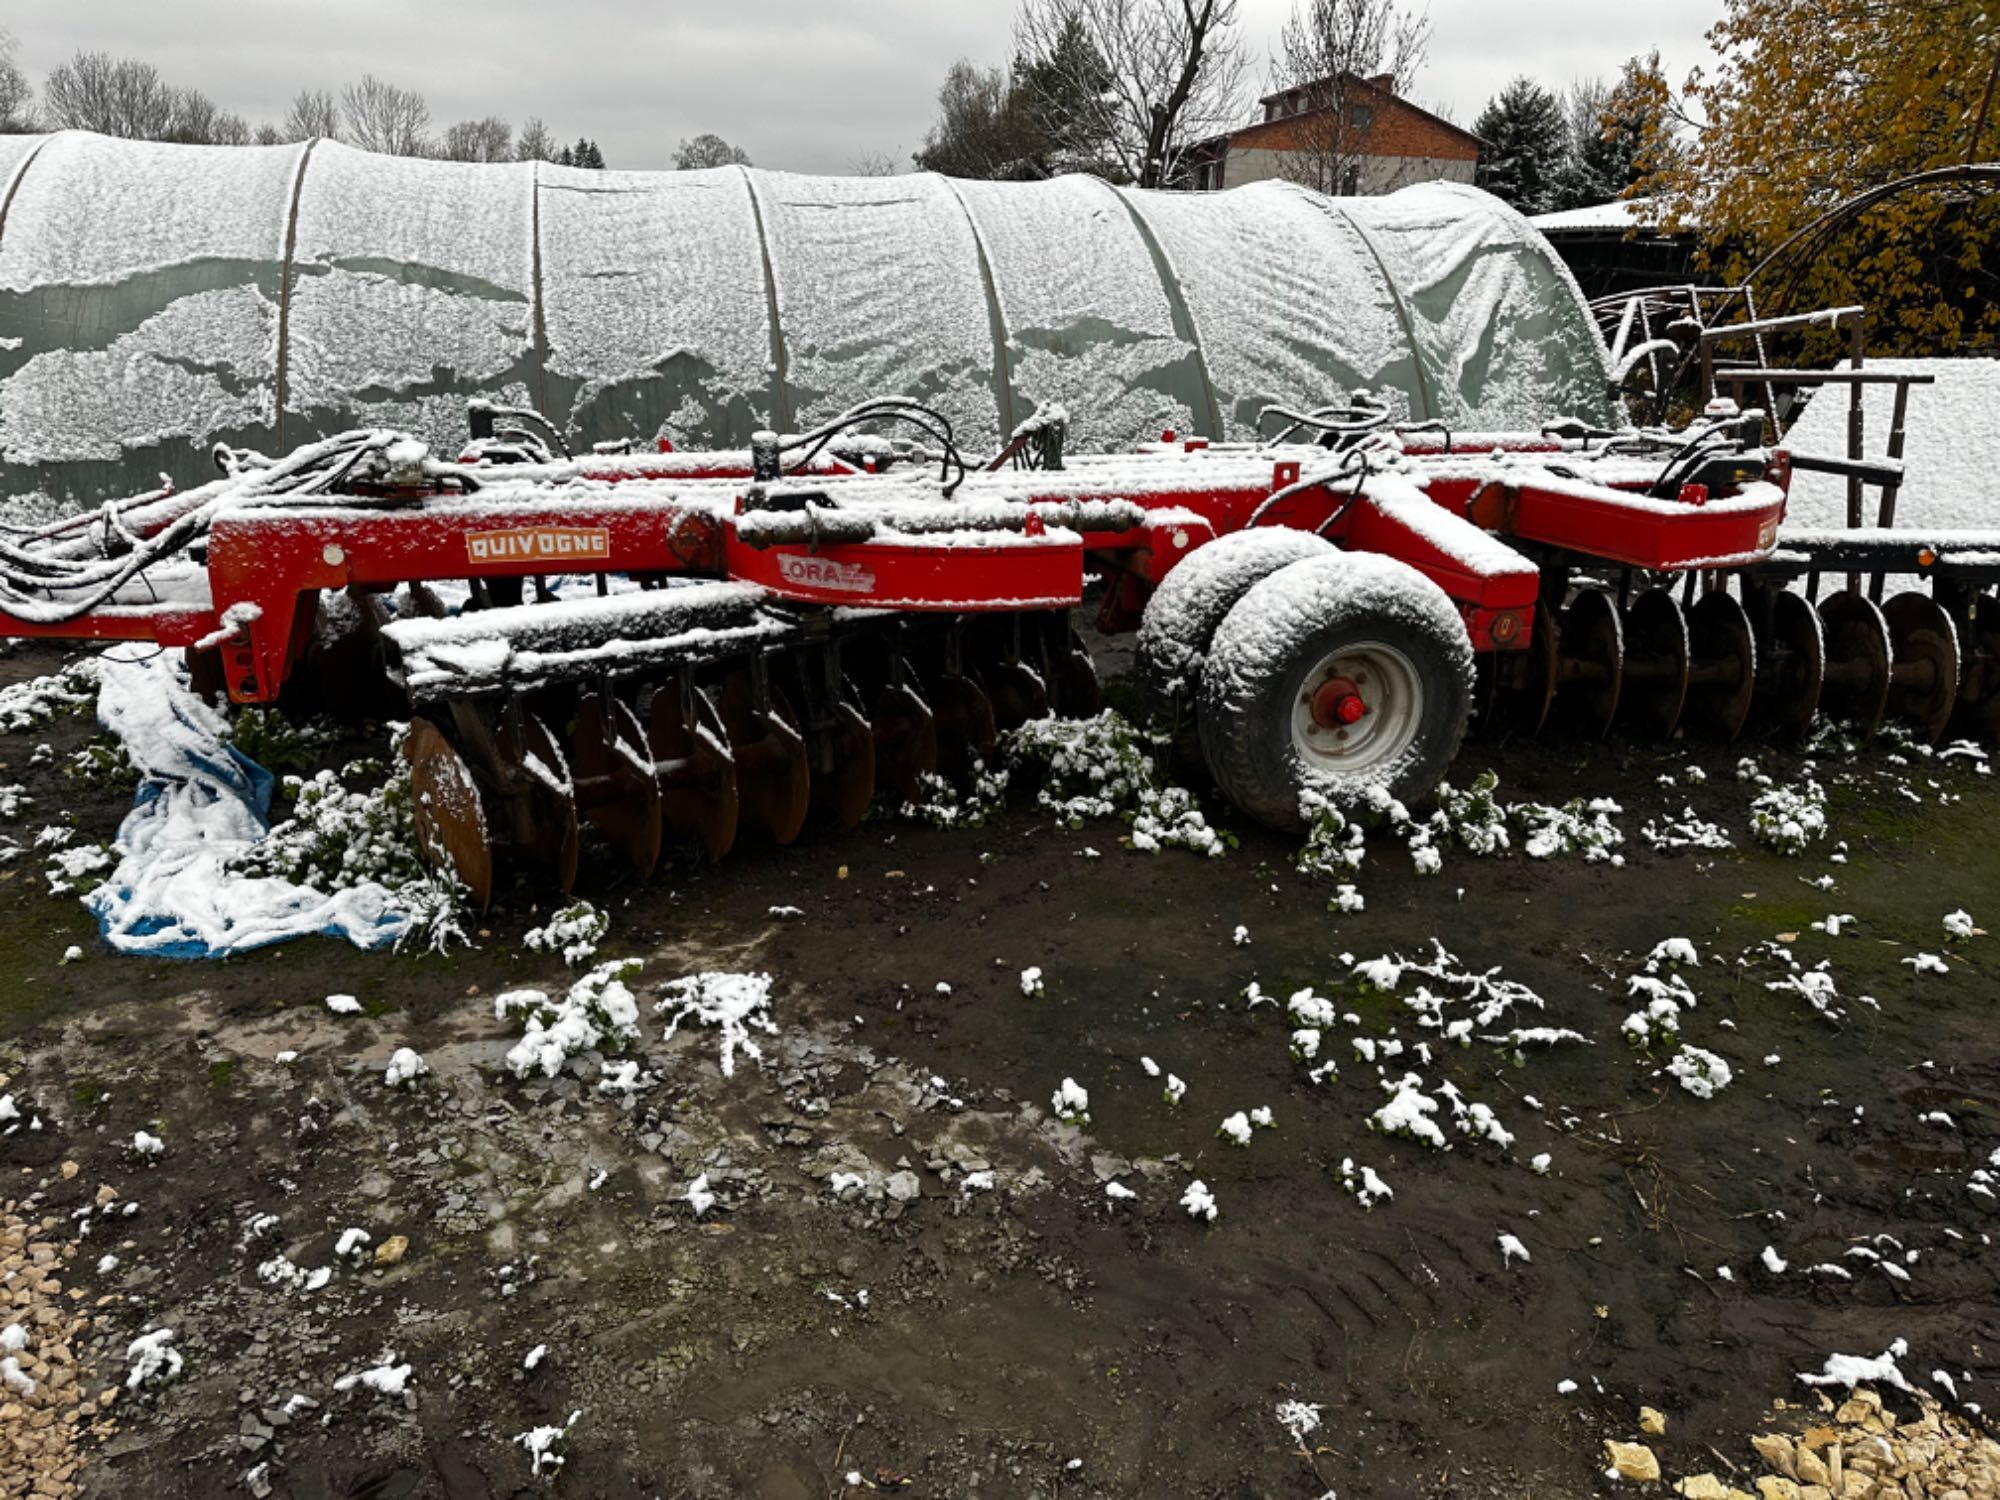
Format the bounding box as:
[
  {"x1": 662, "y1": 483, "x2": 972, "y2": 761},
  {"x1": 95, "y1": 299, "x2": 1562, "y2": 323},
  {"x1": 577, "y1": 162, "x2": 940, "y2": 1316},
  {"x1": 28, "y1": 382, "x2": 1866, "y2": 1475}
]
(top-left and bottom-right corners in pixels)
[
  {"x1": 1198, "y1": 551, "x2": 1474, "y2": 830},
  {"x1": 1135, "y1": 529, "x2": 1334, "y2": 766}
]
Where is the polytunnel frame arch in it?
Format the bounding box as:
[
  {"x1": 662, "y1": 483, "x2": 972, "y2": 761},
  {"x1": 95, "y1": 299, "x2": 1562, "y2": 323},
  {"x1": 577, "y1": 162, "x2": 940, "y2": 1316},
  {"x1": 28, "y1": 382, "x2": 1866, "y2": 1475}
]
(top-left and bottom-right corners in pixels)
[{"x1": 0, "y1": 131, "x2": 1613, "y2": 512}]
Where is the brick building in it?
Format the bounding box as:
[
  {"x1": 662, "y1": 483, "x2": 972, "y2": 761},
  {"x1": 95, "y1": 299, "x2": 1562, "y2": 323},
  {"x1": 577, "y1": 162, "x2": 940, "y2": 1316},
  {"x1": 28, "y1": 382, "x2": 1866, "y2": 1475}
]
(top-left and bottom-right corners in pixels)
[{"x1": 1183, "y1": 72, "x2": 1481, "y2": 195}]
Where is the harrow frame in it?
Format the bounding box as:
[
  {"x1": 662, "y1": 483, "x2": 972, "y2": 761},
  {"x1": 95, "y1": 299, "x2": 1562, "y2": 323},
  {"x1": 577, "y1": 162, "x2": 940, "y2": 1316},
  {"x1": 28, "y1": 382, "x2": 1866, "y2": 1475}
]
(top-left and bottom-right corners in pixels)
[{"x1": 1, "y1": 398, "x2": 1993, "y2": 907}]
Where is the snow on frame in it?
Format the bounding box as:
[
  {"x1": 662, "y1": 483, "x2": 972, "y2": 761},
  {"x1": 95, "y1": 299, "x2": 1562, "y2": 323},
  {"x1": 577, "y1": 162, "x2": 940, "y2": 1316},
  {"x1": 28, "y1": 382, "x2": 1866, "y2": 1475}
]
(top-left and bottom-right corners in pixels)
[{"x1": 1782, "y1": 359, "x2": 2000, "y2": 533}]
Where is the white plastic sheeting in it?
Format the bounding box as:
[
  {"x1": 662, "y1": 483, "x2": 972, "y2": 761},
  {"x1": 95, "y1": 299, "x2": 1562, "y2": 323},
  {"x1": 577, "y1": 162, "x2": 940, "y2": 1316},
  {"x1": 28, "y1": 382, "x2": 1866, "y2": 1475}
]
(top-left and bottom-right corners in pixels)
[
  {"x1": 0, "y1": 131, "x2": 1613, "y2": 511},
  {"x1": 1345, "y1": 183, "x2": 1611, "y2": 430},
  {"x1": 539, "y1": 162, "x2": 771, "y2": 446},
  {"x1": 285, "y1": 142, "x2": 538, "y2": 450},
  {"x1": 1126, "y1": 181, "x2": 1422, "y2": 432},
  {"x1": 0, "y1": 134, "x2": 300, "y2": 473},
  {"x1": 951, "y1": 174, "x2": 1198, "y2": 453},
  {"x1": 753, "y1": 170, "x2": 1000, "y2": 447}
]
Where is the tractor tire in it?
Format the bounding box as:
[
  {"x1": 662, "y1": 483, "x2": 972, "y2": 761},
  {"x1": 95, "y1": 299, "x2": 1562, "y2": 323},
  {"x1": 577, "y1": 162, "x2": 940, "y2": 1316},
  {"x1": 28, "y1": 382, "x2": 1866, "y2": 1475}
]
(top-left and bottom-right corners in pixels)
[
  {"x1": 1135, "y1": 528, "x2": 1334, "y2": 767},
  {"x1": 1198, "y1": 551, "x2": 1474, "y2": 831}
]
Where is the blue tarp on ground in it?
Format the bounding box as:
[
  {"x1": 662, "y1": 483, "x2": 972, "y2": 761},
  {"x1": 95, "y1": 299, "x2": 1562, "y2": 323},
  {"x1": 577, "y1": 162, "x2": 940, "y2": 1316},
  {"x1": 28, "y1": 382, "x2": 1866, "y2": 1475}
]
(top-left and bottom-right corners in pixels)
[{"x1": 82, "y1": 650, "x2": 407, "y2": 958}]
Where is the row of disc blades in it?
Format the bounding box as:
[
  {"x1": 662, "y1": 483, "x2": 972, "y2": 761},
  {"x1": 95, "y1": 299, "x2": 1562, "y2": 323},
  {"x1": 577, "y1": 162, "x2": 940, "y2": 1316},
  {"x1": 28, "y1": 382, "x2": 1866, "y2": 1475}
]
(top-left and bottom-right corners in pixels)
[
  {"x1": 1491, "y1": 584, "x2": 2000, "y2": 749},
  {"x1": 403, "y1": 619, "x2": 1099, "y2": 910}
]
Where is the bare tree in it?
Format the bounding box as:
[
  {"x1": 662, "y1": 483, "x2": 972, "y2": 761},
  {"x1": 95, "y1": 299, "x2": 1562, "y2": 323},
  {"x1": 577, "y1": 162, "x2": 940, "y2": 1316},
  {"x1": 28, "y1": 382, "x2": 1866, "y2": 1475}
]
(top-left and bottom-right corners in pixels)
[
  {"x1": 282, "y1": 87, "x2": 340, "y2": 142},
  {"x1": 254, "y1": 122, "x2": 283, "y2": 146},
  {"x1": 674, "y1": 133, "x2": 752, "y2": 169},
  {"x1": 0, "y1": 29, "x2": 34, "y2": 134},
  {"x1": 44, "y1": 51, "x2": 176, "y2": 139},
  {"x1": 1014, "y1": 0, "x2": 1249, "y2": 189},
  {"x1": 851, "y1": 147, "x2": 901, "y2": 176},
  {"x1": 441, "y1": 116, "x2": 513, "y2": 162},
  {"x1": 515, "y1": 116, "x2": 556, "y2": 162},
  {"x1": 340, "y1": 74, "x2": 431, "y2": 157},
  {"x1": 1267, "y1": 0, "x2": 1430, "y2": 195},
  {"x1": 164, "y1": 85, "x2": 251, "y2": 146}
]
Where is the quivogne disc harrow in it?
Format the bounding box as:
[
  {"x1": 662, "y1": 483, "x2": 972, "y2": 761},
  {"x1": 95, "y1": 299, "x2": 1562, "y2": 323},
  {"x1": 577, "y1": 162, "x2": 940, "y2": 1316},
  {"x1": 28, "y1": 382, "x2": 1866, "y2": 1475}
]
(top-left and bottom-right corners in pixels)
[{"x1": 0, "y1": 395, "x2": 1997, "y2": 908}]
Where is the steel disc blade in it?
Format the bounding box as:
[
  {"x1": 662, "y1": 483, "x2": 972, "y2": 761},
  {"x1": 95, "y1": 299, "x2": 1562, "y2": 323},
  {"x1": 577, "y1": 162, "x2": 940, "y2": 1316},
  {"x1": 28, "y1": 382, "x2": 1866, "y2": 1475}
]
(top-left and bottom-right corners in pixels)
[
  {"x1": 1508, "y1": 601, "x2": 1560, "y2": 736},
  {"x1": 1558, "y1": 589, "x2": 1624, "y2": 740},
  {"x1": 869, "y1": 677, "x2": 938, "y2": 803},
  {"x1": 1883, "y1": 590, "x2": 1961, "y2": 744},
  {"x1": 1819, "y1": 591, "x2": 1893, "y2": 738},
  {"x1": 1750, "y1": 589, "x2": 1825, "y2": 740},
  {"x1": 1617, "y1": 588, "x2": 1690, "y2": 739},
  {"x1": 810, "y1": 686, "x2": 877, "y2": 830},
  {"x1": 1051, "y1": 626, "x2": 1102, "y2": 719},
  {"x1": 572, "y1": 693, "x2": 664, "y2": 878},
  {"x1": 404, "y1": 717, "x2": 494, "y2": 912},
  {"x1": 928, "y1": 672, "x2": 998, "y2": 786},
  {"x1": 499, "y1": 712, "x2": 581, "y2": 893},
  {"x1": 1683, "y1": 591, "x2": 1758, "y2": 741},
  {"x1": 648, "y1": 681, "x2": 738, "y2": 864},
  {"x1": 718, "y1": 669, "x2": 811, "y2": 845},
  {"x1": 978, "y1": 658, "x2": 1049, "y2": 731},
  {"x1": 1949, "y1": 592, "x2": 2000, "y2": 744}
]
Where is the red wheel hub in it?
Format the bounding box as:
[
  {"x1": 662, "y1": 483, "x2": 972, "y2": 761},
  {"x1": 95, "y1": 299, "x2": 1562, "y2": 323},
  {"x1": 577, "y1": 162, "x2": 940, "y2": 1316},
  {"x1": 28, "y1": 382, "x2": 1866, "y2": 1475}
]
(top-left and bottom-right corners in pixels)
[{"x1": 1310, "y1": 676, "x2": 1367, "y2": 728}]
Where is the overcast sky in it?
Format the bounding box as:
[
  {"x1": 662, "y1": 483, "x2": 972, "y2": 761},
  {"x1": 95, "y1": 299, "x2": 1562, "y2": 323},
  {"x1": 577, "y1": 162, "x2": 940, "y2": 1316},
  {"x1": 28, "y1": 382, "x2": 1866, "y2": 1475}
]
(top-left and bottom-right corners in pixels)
[{"x1": 10, "y1": 1, "x2": 1720, "y2": 173}]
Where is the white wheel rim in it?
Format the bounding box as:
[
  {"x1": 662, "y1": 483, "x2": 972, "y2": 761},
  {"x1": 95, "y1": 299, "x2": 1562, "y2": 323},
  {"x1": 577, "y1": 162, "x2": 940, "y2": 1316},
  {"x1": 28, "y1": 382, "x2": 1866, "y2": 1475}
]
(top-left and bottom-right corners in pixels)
[{"x1": 1290, "y1": 642, "x2": 1424, "y2": 775}]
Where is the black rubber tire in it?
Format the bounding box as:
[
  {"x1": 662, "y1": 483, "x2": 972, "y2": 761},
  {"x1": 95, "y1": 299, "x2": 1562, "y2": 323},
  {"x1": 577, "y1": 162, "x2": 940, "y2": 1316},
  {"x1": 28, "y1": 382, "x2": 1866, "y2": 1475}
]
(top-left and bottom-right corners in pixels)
[
  {"x1": 1135, "y1": 528, "x2": 1334, "y2": 766},
  {"x1": 1197, "y1": 552, "x2": 1475, "y2": 831}
]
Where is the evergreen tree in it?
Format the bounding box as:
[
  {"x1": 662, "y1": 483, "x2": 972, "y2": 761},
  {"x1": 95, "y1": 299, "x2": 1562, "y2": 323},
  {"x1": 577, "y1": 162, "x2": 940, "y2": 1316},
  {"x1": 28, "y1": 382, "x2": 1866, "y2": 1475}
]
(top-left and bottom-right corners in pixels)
[
  {"x1": 1013, "y1": 14, "x2": 1119, "y2": 177},
  {"x1": 912, "y1": 61, "x2": 1043, "y2": 179},
  {"x1": 1558, "y1": 53, "x2": 1667, "y2": 209},
  {"x1": 569, "y1": 137, "x2": 605, "y2": 169},
  {"x1": 1473, "y1": 76, "x2": 1569, "y2": 215}
]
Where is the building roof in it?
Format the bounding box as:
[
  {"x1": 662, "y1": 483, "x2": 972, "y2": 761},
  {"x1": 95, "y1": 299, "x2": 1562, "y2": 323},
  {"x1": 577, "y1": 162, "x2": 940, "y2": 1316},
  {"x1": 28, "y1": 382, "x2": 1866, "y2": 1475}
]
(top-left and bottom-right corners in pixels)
[
  {"x1": 1529, "y1": 197, "x2": 1684, "y2": 234},
  {"x1": 1247, "y1": 72, "x2": 1486, "y2": 153}
]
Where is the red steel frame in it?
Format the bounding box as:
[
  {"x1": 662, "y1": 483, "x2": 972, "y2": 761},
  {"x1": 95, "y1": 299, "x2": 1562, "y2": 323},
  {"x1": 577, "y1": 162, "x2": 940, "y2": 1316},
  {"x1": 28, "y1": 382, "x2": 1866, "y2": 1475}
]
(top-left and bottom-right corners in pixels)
[{"x1": 0, "y1": 432, "x2": 1791, "y2": 705}]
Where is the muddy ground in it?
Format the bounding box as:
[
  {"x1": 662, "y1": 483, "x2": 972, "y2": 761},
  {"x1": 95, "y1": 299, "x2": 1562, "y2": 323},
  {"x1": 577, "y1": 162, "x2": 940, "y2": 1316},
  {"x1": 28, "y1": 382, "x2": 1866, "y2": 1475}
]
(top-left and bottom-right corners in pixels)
[{"x1": 2, "y1": 639, "x2": 1998, "y2": 1500}]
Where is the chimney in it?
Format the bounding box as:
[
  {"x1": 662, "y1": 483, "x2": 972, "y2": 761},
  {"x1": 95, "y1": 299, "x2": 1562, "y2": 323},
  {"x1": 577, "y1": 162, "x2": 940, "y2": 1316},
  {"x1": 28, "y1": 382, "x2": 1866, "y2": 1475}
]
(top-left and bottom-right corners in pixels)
[{"x1": 1366, "y1": 73, "x2": 1394, "y2": 93}]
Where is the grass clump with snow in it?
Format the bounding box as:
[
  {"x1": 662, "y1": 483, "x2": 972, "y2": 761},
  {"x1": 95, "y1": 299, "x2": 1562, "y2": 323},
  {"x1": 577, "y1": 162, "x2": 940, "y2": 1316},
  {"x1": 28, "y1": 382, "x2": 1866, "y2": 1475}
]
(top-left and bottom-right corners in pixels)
[
  {"x1": 1298, "y1": 770, "x2": 1623, "y2": 901},
  {"x1": 1051, "y1": 1077, "x2": 1090, "y2": 1124},
  {"x1": 1749, "y1": 776, "x2": 1829, "y2": 855},
  {"x1": 63, "y1": 735, "x2": 136, "y2": 790},
  {"x1": 495, "y1": 960, "x2": 643, "y2": 1079},
  {"x1": 517, "y1": 1409, "x2": 582, "y2": 1477},
  {"x1": 899, "y1": 763, "x2": 1009, "y2": 829},
  {"x1": 124, "y1": 1328, "x2": 182, "y2": 1391},
  {"x1": 1003, "y1": 710, "x2": 1228, "y2": 856},
  {"x1": 1339, "y1": 1158, "x2": 1393, "y2": 1210},
  {"x1": 227, "y1": 709, "x2": 342, "y2": 774},
  {"x1": 1667, "y1": 1044, "x2": 1733, "y2": 1099},
  {"x1": 0, "y1": 660, "x2": 98, "y2": 733},
  {"x1": 524, "y1": 900, "x2": 609, "y2": 965},
  {"x1": 231, "y1": 741, "x2": 466, "y2": 953}
]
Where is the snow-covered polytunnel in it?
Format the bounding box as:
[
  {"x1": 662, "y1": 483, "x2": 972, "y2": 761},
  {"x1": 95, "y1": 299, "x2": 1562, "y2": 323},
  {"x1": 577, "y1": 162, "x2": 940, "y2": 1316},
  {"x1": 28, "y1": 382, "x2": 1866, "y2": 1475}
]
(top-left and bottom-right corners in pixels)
[{"x1": 0, "y1": 130, "x2": 1613, "y2": 512}]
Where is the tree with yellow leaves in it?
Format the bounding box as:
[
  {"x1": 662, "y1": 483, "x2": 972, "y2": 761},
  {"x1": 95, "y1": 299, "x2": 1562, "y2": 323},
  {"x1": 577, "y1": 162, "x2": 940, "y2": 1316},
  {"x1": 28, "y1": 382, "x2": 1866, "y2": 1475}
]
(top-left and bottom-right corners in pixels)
[{"x1": 1637, "y1": 0, "x2": 2000, "y2": 354}]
